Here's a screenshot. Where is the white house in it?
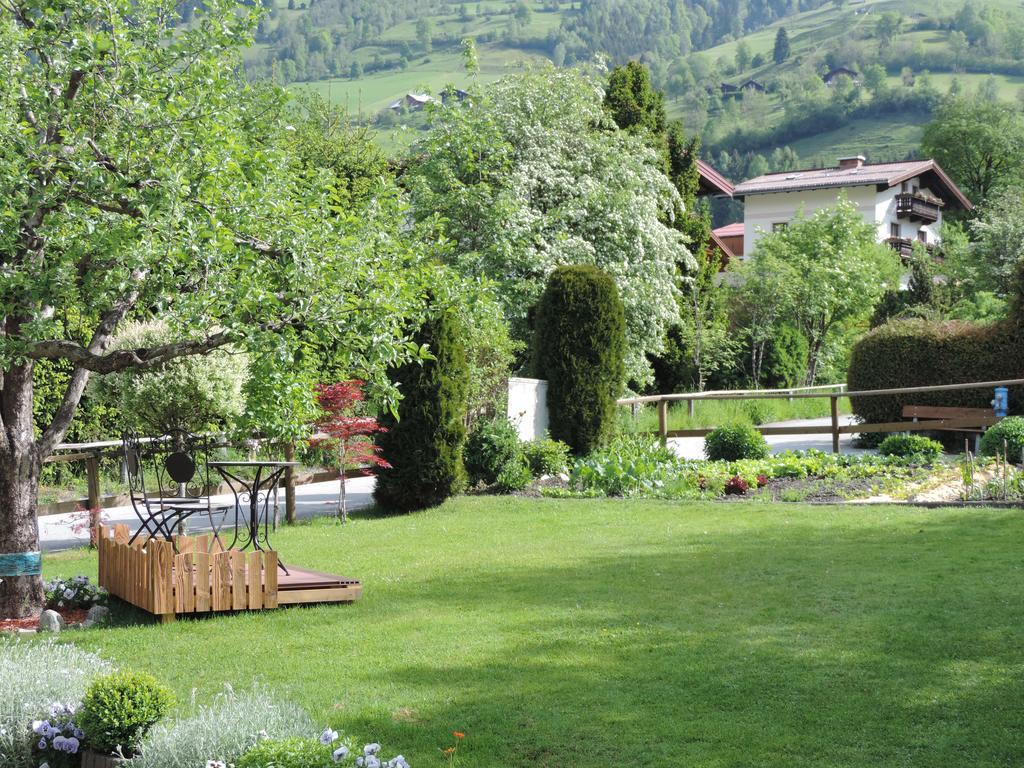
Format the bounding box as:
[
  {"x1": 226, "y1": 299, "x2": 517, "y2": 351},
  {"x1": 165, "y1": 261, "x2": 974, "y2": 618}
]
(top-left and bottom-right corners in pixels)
[{"x1": 731, "y1": 156, "x2": 973, "y2": 259}]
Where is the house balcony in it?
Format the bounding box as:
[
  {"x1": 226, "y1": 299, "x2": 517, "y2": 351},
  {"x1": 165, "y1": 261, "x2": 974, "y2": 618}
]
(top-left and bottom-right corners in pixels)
[
  {"x1": 886, "y1": 237, "x2": 934, "y2": 259},
  {"x1": 895, "y1": 193, "x2": 941, "y2": 224}
]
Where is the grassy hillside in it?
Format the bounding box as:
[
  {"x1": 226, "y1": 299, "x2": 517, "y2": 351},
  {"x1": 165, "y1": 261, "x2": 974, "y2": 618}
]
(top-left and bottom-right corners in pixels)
[{"x1": 237, "y1": 0, "x2": 1024, "y2": 173}]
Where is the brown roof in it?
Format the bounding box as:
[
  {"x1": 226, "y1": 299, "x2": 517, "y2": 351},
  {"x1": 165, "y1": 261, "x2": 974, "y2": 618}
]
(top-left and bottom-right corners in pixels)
[
  {"x1": 713, "y1": 222, "x2": 744, "y2": 238},
  {"x1": 733, "y1": 159, "x2": 973, "y2": 210},
  {"x1": 697, "y1": 159, "x2": 734, "y2": 197}
]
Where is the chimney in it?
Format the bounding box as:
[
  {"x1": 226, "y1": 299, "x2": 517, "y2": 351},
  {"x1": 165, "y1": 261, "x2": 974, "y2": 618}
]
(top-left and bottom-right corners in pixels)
[{"x1": 838, "y1": 155, "x2": 866, "y2": 170}]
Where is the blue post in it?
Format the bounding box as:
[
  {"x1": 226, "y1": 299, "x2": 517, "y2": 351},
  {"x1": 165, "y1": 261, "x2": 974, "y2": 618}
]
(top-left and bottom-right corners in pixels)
[{"x1": 993, "y1": 387, "x2": 1009, "y2": 418}]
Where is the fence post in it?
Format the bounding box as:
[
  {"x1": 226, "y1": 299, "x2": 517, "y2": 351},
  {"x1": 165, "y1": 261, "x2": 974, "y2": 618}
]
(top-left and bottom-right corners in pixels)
[
  {"x1": 687, "y1": 398, "x2": 695, "y2": 418},
  {"x1": 86, "y1": 453, "x2": 101, "y2": 511},
  {"x1": 284, "y1": 441, "x2": 296, "y2": 525},
  {"x1": 830, "y1": 395, "x2": 840, "y2": 454},
  {"x1": 657, "y1": 400, "x2": 669, "y2": 444}
]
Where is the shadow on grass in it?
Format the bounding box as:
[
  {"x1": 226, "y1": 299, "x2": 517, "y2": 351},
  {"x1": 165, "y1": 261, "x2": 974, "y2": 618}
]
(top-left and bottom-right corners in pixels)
[{"x1": 59, "y1": 505, "x2": 1024, "y2": 766}]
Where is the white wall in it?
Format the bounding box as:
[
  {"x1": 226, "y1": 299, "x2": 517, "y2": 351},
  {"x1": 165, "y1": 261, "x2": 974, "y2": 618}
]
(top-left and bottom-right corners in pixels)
[
  {"x1": 507, "y1": 377, "x2": 548, "y2": 442},
  {"x1": 741, "y1": 179, "x2": 945, "y2": 257},
  {"x1": 743, "y1": 185, "x2": 878, "y2": 257}
]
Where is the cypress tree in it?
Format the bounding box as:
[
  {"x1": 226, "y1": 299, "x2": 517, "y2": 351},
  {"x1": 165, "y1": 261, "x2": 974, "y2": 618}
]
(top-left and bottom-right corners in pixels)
[
  {"x1": 773, "y1": 27, "x2": 790, "y2": 64},
  {"x1": 534, "y1": 266, "x2": 626, "y2": 455},
  {"x1": 374, "y1": 308, "x2": 469, "y2": 512}
]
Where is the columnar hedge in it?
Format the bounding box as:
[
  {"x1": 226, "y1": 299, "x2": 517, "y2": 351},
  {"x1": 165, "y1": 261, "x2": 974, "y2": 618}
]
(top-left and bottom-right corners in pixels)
[
  {"x1": 374, "y1": 308, "x2": 469, "y2": 512},
  {"x1": 847, "y1": 319, "x2": 1024, "y2": 424},
  {"x1": 534, "y1": 266, "x2": 626, "y2": 455}
]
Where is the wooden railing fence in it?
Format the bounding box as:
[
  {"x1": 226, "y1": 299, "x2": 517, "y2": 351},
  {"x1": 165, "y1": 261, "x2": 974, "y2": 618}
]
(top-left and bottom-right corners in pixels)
[{"x1": 619, "y1": 378, "x2": 1023, "y2": 453}]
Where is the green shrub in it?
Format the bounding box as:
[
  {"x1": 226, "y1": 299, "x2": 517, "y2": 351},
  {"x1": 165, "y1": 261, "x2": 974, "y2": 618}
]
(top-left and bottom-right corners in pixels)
[
  {"x1": 534, "y1": 266, "x2": 627, "y2": 455},
  {"x1": 465, "y1": 417, "x2": 525, "y2": 486},
  {"x1": 704, "y1": 424, "x2": 770, "y2": 461},
  {"x1": 763, "y1": 324, "x2": 809, "y2": 388},
  {"x1": 495, "y1": 457, "x2": 533, "y2": 492},
  {"x1": 571, "y1": 435, "x2": 678, "y2": 496},
  {"x1": 981, "y1": 416, "x2": 1024, "y2": 460},
  {"x1": 877, "y1": 434, "x2": 944, "y2": 461},
  {"x1": 847, "y1": 319, "x2": 1024, "y2": 424},
  {"x1": 523, "y1": 437, "x2": 571, "y2": 476},
  {"x1": 742, "y1": 400, "x2": 772, "y2": 425},
  {"x1": 374, "y1": 308, "x2": 470, "y2": 512},
  {"x1": 89, "y1": 321, "x2": 248, "y2": 434},
  {"x1": 78, "y1": 671, "x2": 173, "y2": 756},
  {"x1": 236, "y1": 737, "x2": 334, "y2": 768}
]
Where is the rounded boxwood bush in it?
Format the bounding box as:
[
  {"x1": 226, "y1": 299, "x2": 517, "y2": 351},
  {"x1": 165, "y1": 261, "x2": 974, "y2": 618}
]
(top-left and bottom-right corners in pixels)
[
  {"x1": 78, "y1": 670, "x2": 174, "y2": 756},
  {"x1": 877, "y1": 434, "x2": 943, "y2": 461},
  {"x1": 465, "y1": 417, "x2": 525, "y2": 486},
  {"x1": 374, "y1": 307, "x2": 470, "y2": 512},
  {"x1": 704, "y1": 424, "x2": 769, "y2": 461},
  {"x1": 534, "y1": 266, "x2": 626, "y2": 455},
  {"x1": 236, "y1": 737, "x2": 335, "y2": 768},
  {"x1": 981, "y1": 416, "x2": 1024, "y2": 460}
]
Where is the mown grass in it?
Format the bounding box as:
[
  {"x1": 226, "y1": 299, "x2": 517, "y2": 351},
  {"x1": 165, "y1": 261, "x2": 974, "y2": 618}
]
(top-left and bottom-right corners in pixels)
[
  {"x1": 620, "y1": 396, "x2": 852, "y2": 434},
  {"x1": 42, "y1": 497, "x2": 1024, "y2": 766}
]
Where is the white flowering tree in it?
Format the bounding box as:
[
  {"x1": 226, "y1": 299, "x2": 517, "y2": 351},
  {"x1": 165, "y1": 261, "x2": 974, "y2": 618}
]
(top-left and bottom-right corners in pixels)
[{"x1": 407, "y1": 64, "x2": 695, "y2": 384}]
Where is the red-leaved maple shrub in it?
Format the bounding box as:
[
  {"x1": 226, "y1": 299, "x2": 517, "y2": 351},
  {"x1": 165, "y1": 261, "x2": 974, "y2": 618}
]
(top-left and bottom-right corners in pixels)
[{"x1": 311, "y1": 381, "x2": 390, "y2": 521}]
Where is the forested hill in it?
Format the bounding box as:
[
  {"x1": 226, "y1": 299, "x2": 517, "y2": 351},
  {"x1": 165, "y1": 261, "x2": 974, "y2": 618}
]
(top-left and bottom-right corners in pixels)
[
  {"x1": 238, "y1": 0, "x2": 1024, "y2": 176},
  {"x1": 242, "y1": 0, "x2": 829, "y2": 87}
]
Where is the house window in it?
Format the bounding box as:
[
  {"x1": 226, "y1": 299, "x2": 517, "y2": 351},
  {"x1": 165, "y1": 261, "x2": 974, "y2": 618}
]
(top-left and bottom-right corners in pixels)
[
  {"x1": 772, "y1": 222, "x2": 788, "y2": 232},
  {"x1": 890, "y1": 223, "x2": 900, "y2": 239},
  {"x1": 901, "y1": 182, "x2": 908, "y2": 193},
  {"x1": 918, "y1": 230, "x2": 927, "y2": 243}
]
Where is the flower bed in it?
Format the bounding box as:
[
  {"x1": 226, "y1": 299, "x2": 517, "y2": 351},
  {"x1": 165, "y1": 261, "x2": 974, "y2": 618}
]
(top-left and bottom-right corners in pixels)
[{"x1": 549, "y1": 437, "x2": 936, "y2": 501}]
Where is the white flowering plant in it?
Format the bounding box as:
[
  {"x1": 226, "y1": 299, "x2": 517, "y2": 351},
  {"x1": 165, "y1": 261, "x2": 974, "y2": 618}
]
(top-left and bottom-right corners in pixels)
[
  {"x1": 30, "y1": 702, "x2": 84, "y2": 768},
  {"x1": 43, "y1": 576, "x2": 107, "y2": 611}
]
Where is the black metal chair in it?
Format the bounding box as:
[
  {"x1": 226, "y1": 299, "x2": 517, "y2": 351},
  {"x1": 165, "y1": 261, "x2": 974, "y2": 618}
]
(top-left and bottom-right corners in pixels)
[{"x1": 122, "y1": 429, "x2": 231, "y2": 548}]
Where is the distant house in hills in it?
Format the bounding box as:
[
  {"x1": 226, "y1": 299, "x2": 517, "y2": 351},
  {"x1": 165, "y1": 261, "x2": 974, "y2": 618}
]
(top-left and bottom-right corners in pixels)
[
  {"x1": 822, "y1": 67, "x2": 860, "y2": 86},
  {"x1": 388, "y1": 93, "x2": 436, "y2": 111},
  {"x1": 730, "y1": 155, "x2": 973, "y2": 259}
]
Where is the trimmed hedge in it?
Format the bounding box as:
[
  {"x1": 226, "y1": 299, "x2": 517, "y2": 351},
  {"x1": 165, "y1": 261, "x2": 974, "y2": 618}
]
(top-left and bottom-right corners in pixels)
[
  {"x1": 534, "y1": 266, "x2": 627, "y2": 455},
  {"x1": 847, "y1": 319, "x2": 1024, "y2": 424},
  {"x1": 374, "y1": 308, "x2": 469, "y2": 512}
]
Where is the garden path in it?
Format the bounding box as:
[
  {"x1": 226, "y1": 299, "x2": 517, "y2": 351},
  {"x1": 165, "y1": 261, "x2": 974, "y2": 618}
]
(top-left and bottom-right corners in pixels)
[{"x1": 37, "y1": 476, "x2": 376, "y2": 552}]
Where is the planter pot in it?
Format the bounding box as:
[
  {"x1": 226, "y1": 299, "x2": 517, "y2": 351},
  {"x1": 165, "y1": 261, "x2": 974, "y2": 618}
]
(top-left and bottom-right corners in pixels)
[{"x1": 81, "y1": 749, "x2": 127, "y2": 768}]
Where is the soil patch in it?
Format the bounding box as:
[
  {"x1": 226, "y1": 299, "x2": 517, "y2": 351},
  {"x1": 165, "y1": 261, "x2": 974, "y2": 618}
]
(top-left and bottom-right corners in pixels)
[{"x1": 0, "y1": 606, "x2": 89, "y2": 633}]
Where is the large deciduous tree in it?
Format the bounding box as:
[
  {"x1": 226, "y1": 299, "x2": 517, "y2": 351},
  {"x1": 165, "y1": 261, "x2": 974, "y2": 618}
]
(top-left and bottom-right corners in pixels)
[
  {"x1": 733, "y1": 200, "x2": 901, "y2": 384},
  {"x1": 0, "y1": 0, "x2": 428, "y2": 617},
  {"x1": 407, "y1": 65, "x2": 694, "y2": 385},
  {"x1": 921, "y1": 96, "x2": 1024, "y2": 207}
]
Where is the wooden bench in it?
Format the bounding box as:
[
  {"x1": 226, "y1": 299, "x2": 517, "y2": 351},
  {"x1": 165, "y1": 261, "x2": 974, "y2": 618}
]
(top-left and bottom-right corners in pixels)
[{"x1": 901, "y1": 405, "x2": 1000, "y2": 451}]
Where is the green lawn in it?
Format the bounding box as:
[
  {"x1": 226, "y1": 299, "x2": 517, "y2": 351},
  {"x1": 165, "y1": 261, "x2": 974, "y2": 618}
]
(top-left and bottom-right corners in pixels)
[{"x1": 44, "y1": 498, "x2": 1024, "y2": 766}]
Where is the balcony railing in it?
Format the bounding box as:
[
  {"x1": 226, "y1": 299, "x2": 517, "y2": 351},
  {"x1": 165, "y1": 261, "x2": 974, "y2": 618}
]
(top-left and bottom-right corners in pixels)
[
  {"x1": 895, "y1": 193, "x2": 941, "y2": 224},
  {"x1": 886, "y1": 237, "x2": 934, "y2": 258}
]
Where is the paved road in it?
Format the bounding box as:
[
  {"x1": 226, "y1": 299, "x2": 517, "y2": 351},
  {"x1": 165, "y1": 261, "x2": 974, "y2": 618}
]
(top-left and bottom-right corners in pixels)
[
  {"x1": 38, "y1": 476, "x2": 376, "y2": 552},
  {"x1": 38, "y1": 416, "x2": 866, "y2": 550}
]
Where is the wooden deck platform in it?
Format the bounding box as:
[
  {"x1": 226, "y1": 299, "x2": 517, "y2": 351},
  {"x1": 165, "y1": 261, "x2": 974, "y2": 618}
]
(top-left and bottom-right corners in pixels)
[{"x1": 98, "y1": 524, "x2": 361, "y2": 621}]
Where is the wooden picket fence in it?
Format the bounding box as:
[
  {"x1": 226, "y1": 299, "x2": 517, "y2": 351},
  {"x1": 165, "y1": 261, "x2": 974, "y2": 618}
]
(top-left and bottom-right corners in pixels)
[{"x1": 97, "y1": 524, "x2": 278, "y2": 620}]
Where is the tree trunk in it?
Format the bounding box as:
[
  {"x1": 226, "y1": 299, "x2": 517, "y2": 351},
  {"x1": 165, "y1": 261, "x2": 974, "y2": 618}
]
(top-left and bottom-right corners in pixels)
[{"x1": 0, "y1": 363, "x2": 44, "y2": 618}]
